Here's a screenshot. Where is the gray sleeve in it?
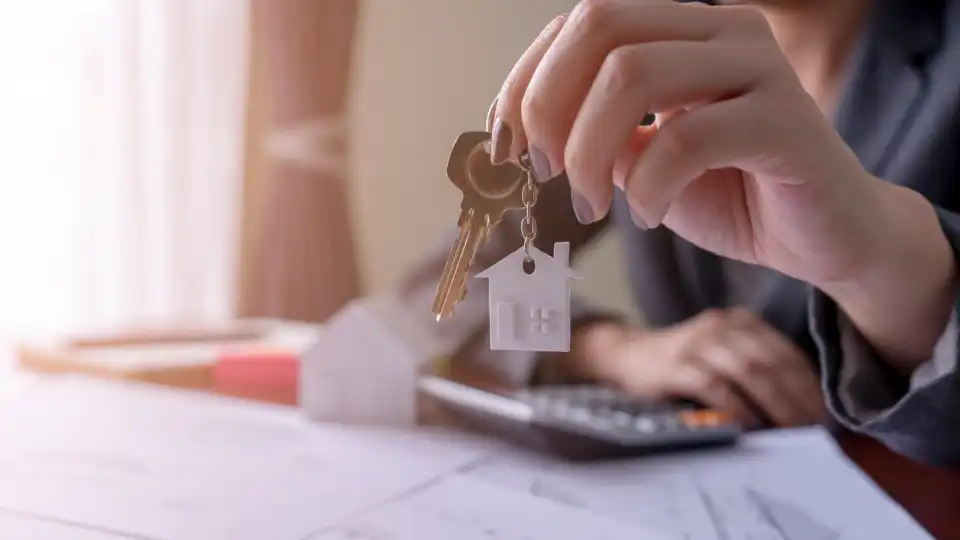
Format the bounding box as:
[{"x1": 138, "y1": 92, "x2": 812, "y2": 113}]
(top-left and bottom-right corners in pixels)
[{"x1": 810, "y1": 208, "x2": 960, "y2": 467}]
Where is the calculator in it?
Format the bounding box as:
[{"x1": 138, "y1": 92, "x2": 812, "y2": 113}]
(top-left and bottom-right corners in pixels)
[{"x1": 417, "y1": 376, "x2": 741, "y2": 461}]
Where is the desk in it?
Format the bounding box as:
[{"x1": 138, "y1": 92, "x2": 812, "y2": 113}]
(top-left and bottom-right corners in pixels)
[{"x1": 212, "y1": 361, "x2": 960, "y2": 540}]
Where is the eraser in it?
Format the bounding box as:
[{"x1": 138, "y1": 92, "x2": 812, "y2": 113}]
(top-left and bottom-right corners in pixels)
[{"x1": 214, "y1": 347, "x2": 299, "y2": 398}]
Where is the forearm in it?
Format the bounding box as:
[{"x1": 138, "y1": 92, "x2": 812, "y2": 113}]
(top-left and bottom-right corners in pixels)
[{"x1": 819, "y1": 179, "x2": 958, "y2": 372}]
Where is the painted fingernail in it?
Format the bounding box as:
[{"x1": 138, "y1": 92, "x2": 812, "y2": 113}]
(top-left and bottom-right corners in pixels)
[
  {"x1": 629, "y1": 209, "x2": 649, "y2": 230},
  {"x1": 529, "y1": 147, "x2": 552, "y2": 183},
  {"x1": 571, "y1": 191, "x2": 594, "y2": 224},
  {"x1": 490, "y1": 118, "x2": 512, "y2": 165}
]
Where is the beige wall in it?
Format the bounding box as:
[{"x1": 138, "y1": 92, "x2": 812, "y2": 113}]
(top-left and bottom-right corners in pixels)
[{"x1": 348, "y1": 0, "x2": 639, "y2": 321}]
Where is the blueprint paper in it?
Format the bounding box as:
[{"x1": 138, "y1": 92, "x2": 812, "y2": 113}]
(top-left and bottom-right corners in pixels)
[
  {"x1": 467, "y1": 427, "x2": 933, "y2": 540},
  {"x1": 0, "y1": 376, "x2": 508, "y2": 540},
  {"x1": 309, "y1": 473, "x2": 672, "y2": 540},
  {"x1": 0, "y1": 510, "x2": 131, "y2": 540},
  {"x1": 0, "y1": 376, "x2": 933, "y2": 540}
]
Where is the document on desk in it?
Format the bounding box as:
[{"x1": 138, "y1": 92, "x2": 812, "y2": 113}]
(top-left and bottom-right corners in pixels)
[
  {"x1": 0, "y1": 509, "x2": 132, "y2": 540},
  {"x1": 0, "y1": 376, "x2": 512, "y2": 540},
  {"x1": 0, "y1": 375, "x2": 662, "y2": 540},
  {"x1": 0, "y1": 375, "x2": 933, "y2": 540},
  {"x1": 310, "y1": 473, "x2": 670, "y2": 540},
  {"x1": 467, "y1": 427, "x2": 934, "y2": 540}
]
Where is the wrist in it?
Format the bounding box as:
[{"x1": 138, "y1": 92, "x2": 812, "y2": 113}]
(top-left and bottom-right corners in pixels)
[{"x1": 818, "y1": 179, "x2": 958, "y2": 370}]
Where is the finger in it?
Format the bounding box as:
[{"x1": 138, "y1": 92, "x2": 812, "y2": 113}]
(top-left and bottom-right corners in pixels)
[
  {"x1": 523, "y1": 0, "x2": 729, "y2": 182},
  {"x1": 612, "y1": 124, "x2": 658, "y2": 197},
  {"x1": 742, "y1": 323, "x2": 826, "y2": 422},
  {"x1": 669, "y1": 362, "x2": 762, "y2": 429},
  {"x1": 567, "y1": 41, "x2": 762, "y2": 223},
  {"x1": 491, "y1": 14, "x2": 567, "y2": 166},
  {"x1": 612, "y1": 112, "x2": 682, "y2": 207},
  {"x1": 624, "y1": 92, "x2": 782, "y2": 228},
  {"x1": 699, "y1": 332, "x2": 807, "y2": 426}
]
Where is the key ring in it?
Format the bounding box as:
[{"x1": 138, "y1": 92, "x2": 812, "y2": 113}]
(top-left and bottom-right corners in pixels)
[{"x1": 517, "y1": 151, "x2": 538, "y2": 263}]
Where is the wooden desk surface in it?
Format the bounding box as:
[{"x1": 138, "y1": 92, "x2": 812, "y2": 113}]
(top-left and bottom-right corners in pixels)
[{"x1": 214, "y1": 362, "x2": 960, "y2": 540}]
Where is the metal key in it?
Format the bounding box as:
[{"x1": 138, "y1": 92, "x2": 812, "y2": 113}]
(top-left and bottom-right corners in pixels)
[{"x1": 432, "y1": 131, "x2": 528, "y2": 321}]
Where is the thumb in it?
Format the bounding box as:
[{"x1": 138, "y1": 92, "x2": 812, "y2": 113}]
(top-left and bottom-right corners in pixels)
[
  {"x1": 613, "y1": 112, "x2": 685, "y2": 190},
  {"x1": 613, "y1": 124, "x2": 657, "y2": 190}
]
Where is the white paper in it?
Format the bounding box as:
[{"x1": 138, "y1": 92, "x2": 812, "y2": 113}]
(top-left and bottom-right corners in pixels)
[
  {"x1": 0, "y1": 376, "x2": 933, "y2": 540},
  {"x1": 0, "y1": 376, "x2": 506, "y2": 540},
  {"x1": 0, "y1": 510, "x2": 130, "y2": 540},
  {"x1": 467, "y1": 427, "x2": 933, "y2": 540},
  {"x1": 309, "y1": 473, "x2": 673, "y2": 540}
]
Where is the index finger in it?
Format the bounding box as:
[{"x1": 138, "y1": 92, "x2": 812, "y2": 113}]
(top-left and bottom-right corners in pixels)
[
  {"x1": 490, "y1": 13, "x2": 568, "y2": 167},
  {"x1": 521, "y1": 0, "x2": 719, "y2": 180}
]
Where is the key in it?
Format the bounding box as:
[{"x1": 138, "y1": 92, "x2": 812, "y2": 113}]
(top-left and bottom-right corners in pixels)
[{"x1": 432, "y1": 131, "x2": 528, "y2": 321}]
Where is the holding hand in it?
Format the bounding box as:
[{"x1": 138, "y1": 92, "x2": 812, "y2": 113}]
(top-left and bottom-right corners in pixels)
[
  {"x1": 491, "y1": 0, "x2": 875, "y2": 285},
  {"x1": 491, "y1": 0, "x2": 955, "y2": 367}
]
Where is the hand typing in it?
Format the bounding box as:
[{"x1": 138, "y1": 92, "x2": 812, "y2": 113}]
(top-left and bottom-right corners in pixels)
[{"x1": 577, "y1": 310, "x2": 826, "y2": 429}]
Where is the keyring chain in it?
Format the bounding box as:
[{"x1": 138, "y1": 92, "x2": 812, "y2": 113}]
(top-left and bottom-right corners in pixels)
[{"x1": 517, "y1": 152, "x2": 538, "y2": 262}]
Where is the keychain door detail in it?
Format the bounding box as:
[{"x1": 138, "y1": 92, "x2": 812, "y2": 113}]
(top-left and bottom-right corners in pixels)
[{"x1": 476, "y1": 242, "x2": 581, "y2": 352}]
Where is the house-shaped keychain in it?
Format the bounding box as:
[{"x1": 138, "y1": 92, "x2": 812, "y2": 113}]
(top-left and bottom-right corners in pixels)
[{"x1": 476, "y1": 242, "x2": 581, "y2": 352}]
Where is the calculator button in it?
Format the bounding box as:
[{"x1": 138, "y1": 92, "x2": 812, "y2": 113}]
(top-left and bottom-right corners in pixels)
[
  {"x1": 568, "y1": 407, "x2": 593, "y2": 423},
  {"x1": 633, "y1": 416, "x2": 658, "y2": 432},
  {"x1": 657, "y1": 414, "x2": 682, "y2": 430},
  {"x1": 591, "y1": 416, "x2": 615, "y2": 430},
  {"x1": 679, "y1": 409, "x2": 730, "y2": 428},
  {"x1": 550, "y1": 399, "x2": 570, "y2": 415}
]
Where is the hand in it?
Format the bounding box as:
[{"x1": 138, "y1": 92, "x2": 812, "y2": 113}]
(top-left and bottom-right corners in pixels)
[
  {"x1": 490, "y1": 0, "x2": 955, "y2": 366},
  {"x1": 492, "y1": 0, "x2": 872, "y2": 284},
  {"x1": 583, "y1": 310, "x2": 826, "y2": 429}
]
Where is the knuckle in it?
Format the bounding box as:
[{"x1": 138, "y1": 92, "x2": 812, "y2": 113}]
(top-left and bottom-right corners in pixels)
[
  {"x1": 519, "y1": 91, "x2": 545, "y2": 127},
  {"x1": 737, "y1": 355, "x2": 768, "y2": 379},
  {"x1": 697, "y1": 308, "x2": 726, "y2": 330},
  {"x1": 692, "y1": 371, "x2": 725, "y2": 397},
  {"x1": 727, "y1": 6, "x2": 770, "y2": 34},
  {"x1": 728, "y1": 307, "x2": 756, "y2": 327},
  {"x1": 570, "y1": 0, "x2": 619, "y2": 36},
  {"x1": 654, "y1": 121, "x2": 695, "y2": 164},
  {"x1": 601, "y1": 46, "x2": 644, "y2": 95}
]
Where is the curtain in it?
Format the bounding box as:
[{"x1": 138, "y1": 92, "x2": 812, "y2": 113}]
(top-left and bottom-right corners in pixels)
[
  {"x1": 0, "y1": 0, "x2": 250, "y2": 340},
  {"x1": 237, "y1": 0, "x2": 361, "y2": 324}
]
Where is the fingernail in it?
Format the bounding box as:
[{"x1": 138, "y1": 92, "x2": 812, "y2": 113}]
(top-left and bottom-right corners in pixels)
[
  {"x1": 490, "y1": 118, "x2": 512, "y2": 165},
  {"x1": 529, "y1": 147, "x2": 552, "y2": 183},
  {"x1": 571, "y1": 191, "x2": 594, "y2": 224},
  {"x1": 646, "y1": 204, "x2": 668, "y2": 229},
  {"x1": 629, "y1": 209, "x2": 649, "y2": 230}
]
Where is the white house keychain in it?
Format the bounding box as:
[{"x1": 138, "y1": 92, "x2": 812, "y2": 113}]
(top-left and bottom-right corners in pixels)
[{"x1": 476, "y1": 151, "x2": 582, "y2": 352}]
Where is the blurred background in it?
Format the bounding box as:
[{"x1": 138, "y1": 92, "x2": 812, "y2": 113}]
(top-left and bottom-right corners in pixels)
[{"x1": 0, "y1": 0, "x2": 636, "y2": 355}]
